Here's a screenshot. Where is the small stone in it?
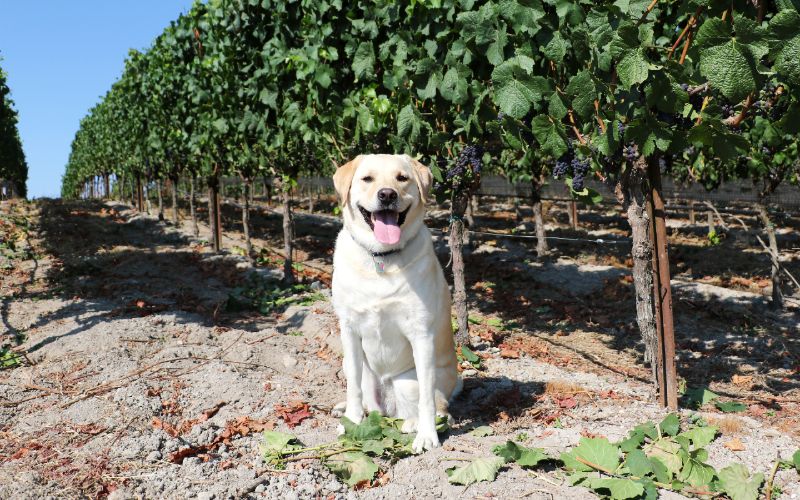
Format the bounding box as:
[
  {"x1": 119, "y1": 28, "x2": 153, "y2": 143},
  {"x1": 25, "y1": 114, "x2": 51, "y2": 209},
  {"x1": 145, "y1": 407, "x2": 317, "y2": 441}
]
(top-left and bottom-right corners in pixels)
[
  {"x1": 196, "y1": 492, "x2": 214, "y2": 500},
  {"x1": 255, "y1": 484, "x2": 266, "y2": 493},
  {"x1": 310, "y1": 281, "x2": 322, "y2": 290},
  {"x1": 462, "y1": 369, "x2": 478, "y2": 377},
  {"x1": 282, "y1": 355, "x2": 298, "y2": 368},
  {"x1": 145, "y1": 451, "x2": 161, "y2": 462}
]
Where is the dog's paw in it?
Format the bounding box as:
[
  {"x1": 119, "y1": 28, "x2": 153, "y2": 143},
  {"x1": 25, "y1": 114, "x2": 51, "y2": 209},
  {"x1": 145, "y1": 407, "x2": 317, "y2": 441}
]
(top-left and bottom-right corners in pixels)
[
  {"x1": 412, "y1": 428, "x2": 440, "y2": 453},
  {"x1": 331, "y1": 401, "x2": 347, "y2": 418},
  {"x1": 400, "y1": 418, "x2": 418, "y2": 434}
]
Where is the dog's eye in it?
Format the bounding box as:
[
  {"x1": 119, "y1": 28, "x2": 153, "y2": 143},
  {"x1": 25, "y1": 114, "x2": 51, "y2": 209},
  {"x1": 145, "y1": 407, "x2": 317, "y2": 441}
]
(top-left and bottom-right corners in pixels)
[
  {"x1": 362, "y1": 176, "x2": 373, "y2": 183},
  {"x1": 396, "y1": 174, "x2": 409, "y2": 182}
]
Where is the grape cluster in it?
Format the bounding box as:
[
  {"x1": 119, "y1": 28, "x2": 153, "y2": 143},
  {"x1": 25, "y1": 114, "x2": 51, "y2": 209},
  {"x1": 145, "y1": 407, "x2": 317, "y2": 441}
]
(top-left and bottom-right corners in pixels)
[
  {"x1": 551, "y1": 142, "x2": 590, "y2": 191},
  {"x1": 623, "y1": 144, "x2": 638, "y2": 162},
  {"x1": 433, "y1": 145, "x2": 483, "y2": 198},
  {"x1": 571, "y1": 157, "x2": 590, "y2": 191}
]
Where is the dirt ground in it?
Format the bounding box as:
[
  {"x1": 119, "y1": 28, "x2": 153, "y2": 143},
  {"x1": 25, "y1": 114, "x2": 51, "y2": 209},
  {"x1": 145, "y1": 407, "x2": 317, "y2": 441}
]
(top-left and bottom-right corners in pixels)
[{"x1": 0, "y1": 197, "x2": 798, "y2": 499}]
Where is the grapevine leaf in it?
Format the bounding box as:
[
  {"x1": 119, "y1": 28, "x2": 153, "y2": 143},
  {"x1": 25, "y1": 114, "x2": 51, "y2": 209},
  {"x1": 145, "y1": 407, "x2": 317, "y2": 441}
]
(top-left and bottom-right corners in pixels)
[
  {"x1": 261, "y1": 431, "x2": 301, "y2": 456},
  {"x1": 493, "y1": 440, "x2": 550, "y2": 467},
  {"x1": 587, "y1": 477, "x2": 645, "y2": 500},
  {"x1": 341, "y1": 411, "x2": 383, "y2": 442},
  {"x1": 397, "y1": 104, "x2": 421, "y2": 143},
  {"x1": 446, "y1": 456, "x2": 505, "y2": 485},
  {"x1": 715, "y1": 401, "x2": 747, "y2": 413},
  {"x1": 677, "y1": 426, "x2": 717, "y2": 450},
  {"x1": 644, "y1": 438, "x2": 682, "y2": 477},
  {"x1": 565, "y1": 70, "x2": 596, "y2": 119},
  {"x1": 694, "y1": 18, "x2": 730, "y2": 47},
  {"x1": 324, "y1": 451, "x2": 379, "y2": 486},
  {"x1": 678, "y1": 456, "x2": 715, "y2": 487},
  {"x1": 658, "y1": 414, "x2": 680, "y2": 437},
  {"x1": 624, "y1": 449, "x2": 652, "y2": 477},
  {"x1": 492, "y1": 60, "x2": 550, "y2": 119},
  {"x1": 543, "y1": 32, "x2": 568, "y2": 61},
  {"x1": 774, "y1": 36, "x2": 800, "y2": 87},
  {"x1": 717, "y1": 463, "x2": 764, "y2": 500},
  {"x1": 439, "y1": 66, "x2": 469, "y2": 104},
  {"x1": 561, "y1": 437, "x2": 620, "y2": 473},
  {"x1": 699, "y1": 40, "x2": 758, "y2": 103},
  {"x1": 793, "y1": 449, "x2": 800, "y2": 472},
  {"x1": 531, "y1": 115, "x2": 568, "y2": 158},
  {"x1": 682, "y1": 387, "x2": 719, "y2": 409},
  {"x1": 548, "y1": 93, "x2": 568, "y2": 120},
  {"x1": 352, "y1": 42, "x2": 375, "y2": 80},
  {"x1": 617, "y1": 49, "x2": 649, "y2": 88}
]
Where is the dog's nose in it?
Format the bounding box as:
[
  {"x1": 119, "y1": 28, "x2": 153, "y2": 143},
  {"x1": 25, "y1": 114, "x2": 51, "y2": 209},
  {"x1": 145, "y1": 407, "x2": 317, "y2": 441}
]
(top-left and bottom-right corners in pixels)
[{"x1": 377, "y1": 188, "x2": 398, "y2": 205}]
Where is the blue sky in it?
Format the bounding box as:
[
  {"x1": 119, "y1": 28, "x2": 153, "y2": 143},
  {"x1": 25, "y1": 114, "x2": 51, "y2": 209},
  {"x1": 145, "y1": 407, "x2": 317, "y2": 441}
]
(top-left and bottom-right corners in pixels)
[{"x1": 0, "y1": 1, "x2": 193, "y2": 198}]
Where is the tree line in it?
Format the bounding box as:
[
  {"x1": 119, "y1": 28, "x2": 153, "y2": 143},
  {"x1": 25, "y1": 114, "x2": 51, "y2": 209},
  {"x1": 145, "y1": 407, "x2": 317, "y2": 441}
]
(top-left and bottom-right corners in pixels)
[{"x1": 0, "y1": 60, "x2": 27, "y2": 199}]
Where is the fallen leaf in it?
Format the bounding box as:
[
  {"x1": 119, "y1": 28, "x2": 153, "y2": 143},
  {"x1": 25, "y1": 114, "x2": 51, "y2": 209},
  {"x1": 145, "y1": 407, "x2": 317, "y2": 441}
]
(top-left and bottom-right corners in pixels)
[
  {"x1": 274, "y1": 401, "x2": 313, "y2": 428},
  {"x1": 556, "y1": 396, "x2": 577, "y2": 409},
  {"x1": 723, "y1": 438, "x2": 745, "y2": 451},
  {"x1": 499, "y1": 347, "x2": 520, "y2": 359},
  {"x1": 732, "y1": 375, "x2": 753, "y2": 386}
]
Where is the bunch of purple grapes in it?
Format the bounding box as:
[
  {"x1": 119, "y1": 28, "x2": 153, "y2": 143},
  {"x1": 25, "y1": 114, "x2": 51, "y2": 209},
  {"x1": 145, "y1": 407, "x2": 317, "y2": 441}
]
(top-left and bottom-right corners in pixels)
[
  {"x1": 552, "y1": 144, "x2": 590, "y2": 191},
  {"x1": 434, "y1": 145, "x2": 483, "y2": 197}
]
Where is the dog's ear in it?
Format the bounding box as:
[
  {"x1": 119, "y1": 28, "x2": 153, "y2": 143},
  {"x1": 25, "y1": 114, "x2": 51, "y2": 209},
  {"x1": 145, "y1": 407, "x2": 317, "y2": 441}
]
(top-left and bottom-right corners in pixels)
[
  {"x1": 333, "y1": 156, "x2": 361, "y2": 206},
  {"x1": 404, "y1": 155, "x2": 433, "y2": 203}
]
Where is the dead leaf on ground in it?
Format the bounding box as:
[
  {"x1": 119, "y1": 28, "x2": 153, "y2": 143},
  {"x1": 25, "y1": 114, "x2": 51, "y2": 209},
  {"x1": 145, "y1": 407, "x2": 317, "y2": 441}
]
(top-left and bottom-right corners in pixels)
[
  {"x1": 732, "y1": 374, "x2": 753, "y2": 386},
  {"x1": 274, "y1": 401, "x2": 313, "y2": 428},
  {"x1": 723, "y1": 438, "x2": 745, "y2": 451}
]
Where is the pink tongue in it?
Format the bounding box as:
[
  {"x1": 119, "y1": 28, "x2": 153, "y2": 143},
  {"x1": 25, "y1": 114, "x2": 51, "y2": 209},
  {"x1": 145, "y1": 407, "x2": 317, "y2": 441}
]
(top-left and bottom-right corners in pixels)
[{"x1": 372, "y1": 210, "x2": 402, "y2": 245}]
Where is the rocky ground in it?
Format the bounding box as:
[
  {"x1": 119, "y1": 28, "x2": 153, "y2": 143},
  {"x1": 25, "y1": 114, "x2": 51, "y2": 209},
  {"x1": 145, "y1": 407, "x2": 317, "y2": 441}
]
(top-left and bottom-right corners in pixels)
[{"x1": 0, "y1": 198, "x2": 798, "y2": 499}]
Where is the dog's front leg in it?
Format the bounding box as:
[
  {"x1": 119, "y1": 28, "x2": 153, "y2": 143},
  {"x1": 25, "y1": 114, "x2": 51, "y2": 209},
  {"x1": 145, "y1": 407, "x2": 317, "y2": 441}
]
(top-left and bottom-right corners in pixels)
[
  {"x1": 338, "y1": 324, "x2": 364, "y2": 435},
  {"x1": 411, "y1": 337, "x2": 439, "y2": 452}
]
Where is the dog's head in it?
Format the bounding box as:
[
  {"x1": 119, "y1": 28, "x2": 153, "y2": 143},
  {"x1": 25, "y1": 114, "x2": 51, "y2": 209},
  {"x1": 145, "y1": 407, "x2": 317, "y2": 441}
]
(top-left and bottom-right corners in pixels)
[{"x1": 333, "y1": 154, "x2": 432, "y2": 252}]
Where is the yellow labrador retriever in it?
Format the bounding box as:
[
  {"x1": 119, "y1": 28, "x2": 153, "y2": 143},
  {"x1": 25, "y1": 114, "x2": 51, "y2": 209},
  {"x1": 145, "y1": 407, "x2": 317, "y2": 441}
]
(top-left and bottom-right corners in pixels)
[{"x1": 331, "y1": 154, "x2": 461, "y2": 452}]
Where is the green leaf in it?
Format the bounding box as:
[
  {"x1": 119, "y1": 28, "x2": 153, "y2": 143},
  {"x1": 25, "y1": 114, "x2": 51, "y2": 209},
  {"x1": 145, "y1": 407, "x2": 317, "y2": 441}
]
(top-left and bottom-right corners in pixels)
[
  {"x1": 531, "y1": 115, "x2": 568, "y2": 158},
  {"x1": 460, "y1": 345, "x2": 480, "y2": 363},
  {"x1": 617, "y1": 49, "x2": 649, "y2": 88},
  {"x1": 470, "y1": 426, "x2": 495, "y2": 437},
  {"x1": 397, "y1": 104, "x2": 421, "y2": 143},
  {"x1": 624, "y1": 449, "x2": 652, "y2": 477},
  {"x1": 543, "y1": 32, "x2": 568, "y2": 61},
  {"x1": 694, "y1": 18, "x2": 730, "y2": 47},
  {"x1": 699, "y1": 40, "x2": 758, "y2": 103},
  {"x1": 565, "y1": 70, "x2": 596, "y2": 119},
  {"x1": 677, "y1": 426, "x2": 717, "y2": 450},
  {"x1": 683, "y1": 387, "x2": 719, "y2": 408},
  {"x1": 446, "y1": 457, "x2": 505, "y2": 485},
  {"x1": 261, "y1": 431, "x2": 301, "y2": 456},
  {"x1": 644, "y1": 438, "x2": 682, "y2": 477},
  {"x1": 493, "y1": 441, "x2": 550, "y2": 467},
  {"x1": 548, "y1": 93, "x2": 568, "y2": 120},
  {"x1": 587, "y1": 477, "x2": 645, "y2": 500},
  {"x1": 324, "y1": 451, "x2": 379, "y2": 486},
  {"x1": 774, "y1": 36, "x2": 800, "y2": 87},
  {"x1": 562, "y1": 437, "x2": 620, "y2": 473},
  {"x1": 717, "y1": 463, "x2": 764, "y2": 500},
  {"x1": 492, "y1": 60, "x2": 550, "y2": 119},
  {"x1": 678, "y1": 456, "x2": 715, "y2": 487},
  {"x1": 715, "y1": 401, "x2": 747, "y2": 413},
  {"x1": 792, "y1": 449, "x2": 800, "y2": 472},
  {"x1": 361, "y1": 438, "x2": 388, "y2": 455},
  {"x1": 342, "y1": 411, "x2": 384, "y2": 442},
  {"x1": 659, "y1": 414, "x2": 680, "y2": 437},
  {"x1": 352, "y1": 42, "x2": 375, "y2": 80}
]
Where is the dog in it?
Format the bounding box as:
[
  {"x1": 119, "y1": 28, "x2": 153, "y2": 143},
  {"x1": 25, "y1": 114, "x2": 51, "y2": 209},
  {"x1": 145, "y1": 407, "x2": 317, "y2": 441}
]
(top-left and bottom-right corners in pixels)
[{"x1": 331, "y1": 154, "x2": 461, "y2": 452}]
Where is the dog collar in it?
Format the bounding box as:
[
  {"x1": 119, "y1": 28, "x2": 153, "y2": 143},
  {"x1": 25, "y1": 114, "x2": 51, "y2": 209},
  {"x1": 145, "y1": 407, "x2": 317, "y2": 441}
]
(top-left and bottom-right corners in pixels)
[{"x1": 371, "y1": 248, "x2": 401, "y2": 258}]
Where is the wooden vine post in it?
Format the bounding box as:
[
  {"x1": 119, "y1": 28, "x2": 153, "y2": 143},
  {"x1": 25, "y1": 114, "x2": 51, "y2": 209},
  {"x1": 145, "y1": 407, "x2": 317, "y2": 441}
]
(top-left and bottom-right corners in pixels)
[{"x1": 647, "y1": 158, "x2": 678, "y2": 409}]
